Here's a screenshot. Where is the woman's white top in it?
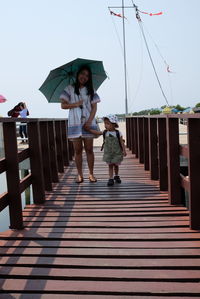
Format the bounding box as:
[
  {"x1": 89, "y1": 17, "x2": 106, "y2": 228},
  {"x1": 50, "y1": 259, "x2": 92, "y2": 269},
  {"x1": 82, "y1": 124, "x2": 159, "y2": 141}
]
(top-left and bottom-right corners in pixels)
[{"x1": 60, "y1": 85, "x2": 100, "y2": 139}]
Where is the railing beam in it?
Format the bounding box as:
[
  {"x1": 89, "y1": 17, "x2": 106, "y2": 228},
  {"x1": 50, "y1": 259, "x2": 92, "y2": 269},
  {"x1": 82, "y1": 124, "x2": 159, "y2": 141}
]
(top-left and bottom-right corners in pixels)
[
  {"x1": 148, "y1": 118, "x2": 158, "y2": 180},
  {"x1": 28, "y1": 121, "x2": 45, "y2": 204},
  {"x1": 55, "y1": 120, "x2": 64, "y2": 173},
  {"x1": 187, "y1": 118, "x2": 200, "y2": 230},
  {"x1": 158, "y1": 118, "x2": 168, "y2": 191},
  {"x1": 143, "y1": 118, "x2": 149, "y2": 171},
  {"x1": 134, "y1": 118, "x2": 138, "y2": 158},
  {"x1": 48, "y1": 121, "x2": 59, "y2": 183},
  {"x1": 137, "y1": 118, "x2": 144, "y2": 164},
  {"x1": 166, "y1": 118, "x2": 181, "y2": 205},
  {"x1": 3, "y1": 122, "x2": 23, "y2": 229},
  {"x1": 39, "y1": 121, "x2": 52, "y2": 191},
  {"x1": 61, "y1": 120, "x2": 69, "y2": 167}
]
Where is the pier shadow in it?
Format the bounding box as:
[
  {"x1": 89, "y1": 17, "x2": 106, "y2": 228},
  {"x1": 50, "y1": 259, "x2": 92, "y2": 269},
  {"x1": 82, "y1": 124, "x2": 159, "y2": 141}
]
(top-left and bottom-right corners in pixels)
[{"x1": 0, "y1": 149, "x2": 190, "y2": 297}]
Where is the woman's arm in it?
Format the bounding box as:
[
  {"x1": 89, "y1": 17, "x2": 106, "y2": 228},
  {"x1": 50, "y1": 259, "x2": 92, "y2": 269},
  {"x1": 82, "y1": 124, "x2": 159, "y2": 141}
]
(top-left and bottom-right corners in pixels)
[
  {"x1": 61, "y1": 98, "x2": 83, "y2": 110},
  {"x1": 84, "y1": 103, "x2": 97, "y2": 130},
  {"x1": 85, "y1": 128, "x2": 103, "y2": 136}
]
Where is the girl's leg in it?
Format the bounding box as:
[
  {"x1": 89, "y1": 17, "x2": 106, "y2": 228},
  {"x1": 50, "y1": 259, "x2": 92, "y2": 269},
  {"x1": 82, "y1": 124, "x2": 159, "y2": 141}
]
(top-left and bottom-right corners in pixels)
[
  {"x1": 107, "y1": 164, "x2": 114, "y2": 186},
  {"x1": 72, "y1": 138, "x2": 83, "y2": 178},
  {"x1": 114, "y1": 165, "x2": 119, "y2": 176},
  {"x1": 109, "y1": 164, "x2": 114, "y2": 179},
  {"x1": 114, "y1": 164, "x2": 121, "y2": 183},
  {"x1": 83, "y1": 138, "x2": 95, "y2": 177}
]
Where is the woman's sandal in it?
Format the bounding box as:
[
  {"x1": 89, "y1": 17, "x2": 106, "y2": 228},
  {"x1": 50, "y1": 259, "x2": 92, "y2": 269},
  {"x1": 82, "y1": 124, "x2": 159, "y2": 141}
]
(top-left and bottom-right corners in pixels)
[
  {"x1": 89, "y1": 174, "x2": 97, "y2": 183},
  {"x1": 75, "y1": 175, "x2": 84, "y2": 184}
]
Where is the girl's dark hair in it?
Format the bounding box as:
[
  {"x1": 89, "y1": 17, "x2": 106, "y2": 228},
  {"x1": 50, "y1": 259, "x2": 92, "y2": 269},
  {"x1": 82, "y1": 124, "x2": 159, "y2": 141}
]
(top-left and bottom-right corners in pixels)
[{"x1": 74, "y1": 66, "x2": 94, "y2": 99}]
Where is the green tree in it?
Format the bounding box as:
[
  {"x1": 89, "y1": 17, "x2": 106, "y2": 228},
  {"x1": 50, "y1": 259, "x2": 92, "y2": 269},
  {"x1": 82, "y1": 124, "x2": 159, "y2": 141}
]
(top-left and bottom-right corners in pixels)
[
  {"x1": 195, "y1": 103, "x2": 200, "y2": 108},
  {"x1": 150, "y1": 109, "x2": 161, "y2": 115},
  {"x1": 173, "y1": 104, "x2": 185, "y2": 111}
]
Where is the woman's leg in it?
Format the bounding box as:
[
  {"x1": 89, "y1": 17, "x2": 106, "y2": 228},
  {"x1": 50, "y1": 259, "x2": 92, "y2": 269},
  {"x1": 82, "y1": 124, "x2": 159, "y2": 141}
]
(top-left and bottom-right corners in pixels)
[
  {"x1": 73, "y1": 138, "x2": 83, "y2": 177},
  {"x1": 83, "y1": 138, "x2": 94, "y2": 176}
]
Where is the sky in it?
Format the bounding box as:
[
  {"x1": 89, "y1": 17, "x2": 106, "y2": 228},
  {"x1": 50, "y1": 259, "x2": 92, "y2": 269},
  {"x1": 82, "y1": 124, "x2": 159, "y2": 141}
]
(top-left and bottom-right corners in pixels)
[{"x1": 0, "y1": 0, "x2": 200, "y2": 118}]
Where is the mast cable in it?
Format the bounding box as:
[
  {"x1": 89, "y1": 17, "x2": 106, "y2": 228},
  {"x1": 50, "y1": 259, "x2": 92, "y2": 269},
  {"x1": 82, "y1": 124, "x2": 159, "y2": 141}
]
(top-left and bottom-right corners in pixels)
[{"x1": 131, "y1": 1, "x2": 169, "y2": 106}]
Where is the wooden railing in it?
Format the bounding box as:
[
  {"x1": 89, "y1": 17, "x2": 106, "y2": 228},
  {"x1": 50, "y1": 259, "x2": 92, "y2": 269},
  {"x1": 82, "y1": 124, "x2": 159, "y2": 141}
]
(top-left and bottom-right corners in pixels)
[
  {"x1": 0, "y1": 118, "x2": 73, "y2": 230},
  {"x1": 126, "y1": 114, "x2": 200, "y2": 230}
]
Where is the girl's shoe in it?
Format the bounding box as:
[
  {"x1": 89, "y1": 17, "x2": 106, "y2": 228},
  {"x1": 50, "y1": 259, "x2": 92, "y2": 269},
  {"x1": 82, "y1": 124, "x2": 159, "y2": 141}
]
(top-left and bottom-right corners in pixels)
[
  {"x1": 75, "y1": 175, "x2": 84, "y2": 184},
  {"x1": 89, "y1": 174, "x2": 97, "y2": 183},
  {"x1": 114, "y1": 175, "x2": 121, "y2": 184},
  {"x1": 107, "y1": 179, "x2": 114, "y2": 186}
]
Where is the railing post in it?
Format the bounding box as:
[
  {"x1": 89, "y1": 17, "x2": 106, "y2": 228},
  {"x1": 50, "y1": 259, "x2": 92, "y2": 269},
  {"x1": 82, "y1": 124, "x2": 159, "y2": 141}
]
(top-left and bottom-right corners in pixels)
[
  {"x1": 61, "y1": 120, "x2": 69, "y2": 167},
  {"x1": 130, "y1": 118, "x2": 134, "y2": 154},
  {"x1": 166, "y1": 117, "x2": 181, "y2": 205},
  {"x1": 3, "y1": 122, "x2": 23, "y2": 229},
  {"x1": 39, "y1": 121, "x2": 52, "y2": 191},
  {"x1": 158, "y1": 118, "x2": 168, "y2": 191},
  {"x1": 28, "y1": 121, "x2": 45, "y2": 204},
  {"x1": 128, "y1": 118, "x2": 131, "y2": 151},
  {"x1": 126, "y1": 118, "x2": 130, "y2": 149},
  {"x1": 187, "y1": 118, "x2": 200, "y2": 229},
  {"x1": 143, "y1": 117, "x2": 149, "y2": 171},
  {"x1": 55, "y1": 120, "x2": 64, "y2": 172},
  {"x1": 48, "y1": 121, "x2": 59, "y2": 183},
  {"x1": 134, "y1": 118, "x2": 138, "y2": 158},
  {"x1": 137, "y1": 118, "x2": 144, "y2": 164},
  {"x1": 148, "y1": 118, "x2": 158, "y2": 180}
]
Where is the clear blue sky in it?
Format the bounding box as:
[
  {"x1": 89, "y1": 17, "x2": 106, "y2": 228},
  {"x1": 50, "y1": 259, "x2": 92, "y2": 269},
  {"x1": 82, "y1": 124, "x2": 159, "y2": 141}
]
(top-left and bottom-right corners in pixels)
[{"x1": 0, "y1": 0, "x2": 199, "y2": 117}]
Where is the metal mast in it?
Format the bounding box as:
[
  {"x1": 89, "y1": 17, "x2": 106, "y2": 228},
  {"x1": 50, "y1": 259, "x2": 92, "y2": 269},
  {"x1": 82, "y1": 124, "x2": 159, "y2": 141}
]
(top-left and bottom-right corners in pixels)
[{"x1": 122, "y1": 0, "x2": 128, "y2": 115}]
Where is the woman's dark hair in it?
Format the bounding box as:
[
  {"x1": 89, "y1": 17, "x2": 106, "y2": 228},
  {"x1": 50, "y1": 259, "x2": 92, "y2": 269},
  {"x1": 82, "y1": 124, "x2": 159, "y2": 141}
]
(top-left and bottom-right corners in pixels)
[{"x1": 74, "y1": 66, "x2": 94, "y2": 99}]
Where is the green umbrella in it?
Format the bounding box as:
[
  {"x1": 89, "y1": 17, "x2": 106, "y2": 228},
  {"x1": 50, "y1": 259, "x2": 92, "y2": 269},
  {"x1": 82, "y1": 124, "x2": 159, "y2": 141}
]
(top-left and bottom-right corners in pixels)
[{"x1": 39, "y1": 58, "x2": 107, "y2": 103}]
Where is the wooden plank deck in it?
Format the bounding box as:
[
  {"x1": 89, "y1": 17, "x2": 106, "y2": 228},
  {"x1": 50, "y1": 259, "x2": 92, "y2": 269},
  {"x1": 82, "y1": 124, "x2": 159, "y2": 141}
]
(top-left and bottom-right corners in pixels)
[{"x1": 0, "y1": 148, "x2": 200, "y2": 298}]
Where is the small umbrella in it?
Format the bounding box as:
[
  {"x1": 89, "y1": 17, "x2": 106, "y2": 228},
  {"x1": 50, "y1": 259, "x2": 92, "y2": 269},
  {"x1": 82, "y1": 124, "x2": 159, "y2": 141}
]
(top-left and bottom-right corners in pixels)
[
  {"x1": 0, "y1": 95, "x2": 7, "y2": 103},
  {"x1": 39, "y1": 58, "x2": 107, "y2": 103}
]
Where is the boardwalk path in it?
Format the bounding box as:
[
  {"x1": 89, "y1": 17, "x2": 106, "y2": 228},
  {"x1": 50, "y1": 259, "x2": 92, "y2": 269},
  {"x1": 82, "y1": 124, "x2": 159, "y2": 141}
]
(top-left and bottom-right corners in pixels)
[{"x1": 0, "y1": 148, "x2": 200, "y2": 298}]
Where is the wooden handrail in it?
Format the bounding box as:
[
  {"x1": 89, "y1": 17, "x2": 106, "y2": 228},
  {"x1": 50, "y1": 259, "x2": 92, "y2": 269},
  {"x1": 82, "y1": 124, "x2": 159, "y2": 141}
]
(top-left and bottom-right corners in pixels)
[
  {"x1": 0, "y1": 158, "x2": 6, "y2": 174},
  {"x1": 0, "y1": 118, "x2": 73, "y2": 230},
  {"x1": 126, "y1": 114, "x2": 200, "y2": 230}
]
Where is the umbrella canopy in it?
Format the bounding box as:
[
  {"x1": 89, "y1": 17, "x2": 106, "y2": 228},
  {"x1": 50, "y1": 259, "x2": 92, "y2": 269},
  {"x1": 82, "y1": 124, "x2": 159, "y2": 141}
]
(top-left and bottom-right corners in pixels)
[
  {"x1": 0, "y1": 95, "x2": 7, "y2": 103},
  {"x1": 39, "y1": 58, "x2": 107, "y2": 103}
]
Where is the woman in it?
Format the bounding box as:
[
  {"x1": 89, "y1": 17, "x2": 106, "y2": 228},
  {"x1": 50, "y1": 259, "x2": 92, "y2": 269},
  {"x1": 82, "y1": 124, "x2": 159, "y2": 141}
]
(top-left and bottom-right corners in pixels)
[{"x1": 60, "y1": 66, "x2": 100, "y2": 183}]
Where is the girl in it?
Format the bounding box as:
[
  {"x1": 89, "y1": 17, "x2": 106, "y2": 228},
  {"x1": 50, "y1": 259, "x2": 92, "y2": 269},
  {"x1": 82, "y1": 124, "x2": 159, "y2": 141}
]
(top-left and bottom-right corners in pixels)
[
  {"x1": 60, "y1": 66, "x2": 100, "y2": 183},
  {"x1": 87, "y1": 114, "x2": 127, "y2": 186}
]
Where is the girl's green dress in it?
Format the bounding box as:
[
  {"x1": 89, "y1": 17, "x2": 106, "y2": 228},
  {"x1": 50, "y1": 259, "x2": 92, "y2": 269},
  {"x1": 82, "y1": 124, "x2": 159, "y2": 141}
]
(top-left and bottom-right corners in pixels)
[{"x1": 103, "y1": 132, "x2": 123, "y2": 165}]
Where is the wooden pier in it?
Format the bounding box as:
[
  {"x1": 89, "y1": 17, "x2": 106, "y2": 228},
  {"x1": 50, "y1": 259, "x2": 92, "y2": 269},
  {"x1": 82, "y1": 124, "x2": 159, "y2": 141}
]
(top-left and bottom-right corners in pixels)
[{"x1": 0, "y1": 116, "x2": 200, "y2": 297}]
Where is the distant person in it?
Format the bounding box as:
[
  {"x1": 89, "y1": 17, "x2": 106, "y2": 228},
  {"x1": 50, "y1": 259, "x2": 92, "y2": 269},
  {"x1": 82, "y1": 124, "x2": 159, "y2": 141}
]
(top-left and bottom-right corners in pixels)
[
  {"x1": 19, "y1": 102, "x2": 29, "y2": 143},
  {"x1": 7, "y1": 102, "x2": 29, "y2": 143},
  {"x1": 85, "y1": 114, "x2": 127, "y2": 186}
]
